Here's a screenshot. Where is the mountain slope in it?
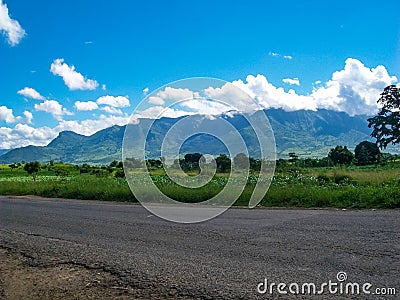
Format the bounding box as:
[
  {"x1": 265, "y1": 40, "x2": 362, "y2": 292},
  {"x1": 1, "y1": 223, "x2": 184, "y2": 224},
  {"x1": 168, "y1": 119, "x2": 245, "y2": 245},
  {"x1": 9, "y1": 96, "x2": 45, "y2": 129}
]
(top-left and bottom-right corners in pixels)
[{"x1": 0, "y1": 109, "x2": 393, "y2": 164}]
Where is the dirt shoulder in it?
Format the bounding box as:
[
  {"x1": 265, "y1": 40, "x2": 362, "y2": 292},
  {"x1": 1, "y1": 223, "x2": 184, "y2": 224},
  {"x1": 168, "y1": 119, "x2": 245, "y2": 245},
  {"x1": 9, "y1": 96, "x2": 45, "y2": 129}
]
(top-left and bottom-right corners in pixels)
[
  {"x1": 0, "y1": 247, "x2": 194, "y2": 300},
  {"x1": 0, "y1": 247, "x2": 143, "y2": 300}
]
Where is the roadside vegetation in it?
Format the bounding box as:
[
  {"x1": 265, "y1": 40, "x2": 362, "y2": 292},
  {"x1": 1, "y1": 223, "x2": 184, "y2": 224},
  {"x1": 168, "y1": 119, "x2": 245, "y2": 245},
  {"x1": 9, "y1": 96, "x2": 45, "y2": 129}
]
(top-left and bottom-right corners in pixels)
[{"x1": 0, "y1": 142, "x2": 399, "y2": 208}]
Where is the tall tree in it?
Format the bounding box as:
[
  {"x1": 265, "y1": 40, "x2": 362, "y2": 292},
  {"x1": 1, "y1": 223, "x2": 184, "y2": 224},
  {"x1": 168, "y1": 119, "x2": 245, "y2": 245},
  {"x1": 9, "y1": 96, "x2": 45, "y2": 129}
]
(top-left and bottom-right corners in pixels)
[
  {"x1": 216, "y1": 154, "x2": 231, "y2": 173},
  {"x1": 368, "y1": 85, "x2": 400, "y2": 149},
  {"x1": 23, "y1": 161, "x2": 41, "y2": 180},
  {"x1": 328, "y1": 146, "x2": 354, "y2": 165},
  {"x1": 354, "y1": 141, "x2": 380, "y2": 166}
]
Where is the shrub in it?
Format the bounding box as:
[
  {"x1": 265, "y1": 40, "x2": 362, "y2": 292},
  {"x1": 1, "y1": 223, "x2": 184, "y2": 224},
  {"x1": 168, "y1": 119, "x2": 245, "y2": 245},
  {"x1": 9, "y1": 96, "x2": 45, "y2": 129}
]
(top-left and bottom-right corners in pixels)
[{"x1": 317, "y1": 174, "x2": 330, "y2": 184}]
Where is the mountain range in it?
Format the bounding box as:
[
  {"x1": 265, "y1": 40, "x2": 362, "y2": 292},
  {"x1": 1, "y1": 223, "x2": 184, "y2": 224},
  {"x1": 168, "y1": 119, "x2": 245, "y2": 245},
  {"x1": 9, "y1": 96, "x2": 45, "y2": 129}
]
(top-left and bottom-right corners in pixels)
[{"x1": 0, "y1": 109, "x2": 396, "y2": 165}]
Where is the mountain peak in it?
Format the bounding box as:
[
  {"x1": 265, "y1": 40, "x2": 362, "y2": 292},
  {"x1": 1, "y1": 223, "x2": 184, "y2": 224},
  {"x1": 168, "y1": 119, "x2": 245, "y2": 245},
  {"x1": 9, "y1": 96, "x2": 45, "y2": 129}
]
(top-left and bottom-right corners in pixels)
[{"x1": 47, "y1": 130, "x2": 85, "y2": 147}]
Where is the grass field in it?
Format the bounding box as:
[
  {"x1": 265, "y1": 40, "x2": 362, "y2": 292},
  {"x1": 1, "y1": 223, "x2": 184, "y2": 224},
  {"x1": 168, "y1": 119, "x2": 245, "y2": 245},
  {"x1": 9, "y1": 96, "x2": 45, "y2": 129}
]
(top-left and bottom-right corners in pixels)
[{"x1": 0, "y1": 163, "x2": 399, "y2": 208}]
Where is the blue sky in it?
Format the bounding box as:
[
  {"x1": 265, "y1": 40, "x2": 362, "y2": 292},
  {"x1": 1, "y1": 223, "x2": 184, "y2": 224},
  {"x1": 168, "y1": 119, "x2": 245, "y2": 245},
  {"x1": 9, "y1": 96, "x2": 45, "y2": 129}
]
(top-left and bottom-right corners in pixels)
[{"x1": 0, "y1": 0, "x2": 399, "y2": 149}]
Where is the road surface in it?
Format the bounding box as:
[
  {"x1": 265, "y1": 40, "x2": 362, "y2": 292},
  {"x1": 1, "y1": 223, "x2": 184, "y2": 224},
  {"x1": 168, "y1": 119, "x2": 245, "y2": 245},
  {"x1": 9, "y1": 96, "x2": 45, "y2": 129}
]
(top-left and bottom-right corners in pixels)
[{"x1": 0, "y1": 195, "x2": 399, "y2": 299}]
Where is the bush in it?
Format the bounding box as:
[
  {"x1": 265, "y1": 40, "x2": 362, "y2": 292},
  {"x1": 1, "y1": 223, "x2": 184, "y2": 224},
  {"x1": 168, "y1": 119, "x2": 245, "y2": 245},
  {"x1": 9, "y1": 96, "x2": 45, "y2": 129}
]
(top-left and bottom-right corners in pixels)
[
  {"x1": 333, "y1": 174, "x2": 352, "y2": 185},
  {"x1": 114, "y1": 169, "x2": 125, "y2": 178},
  {"x1": 317, "y1": 174, "x2": 330, "y2": 184}
]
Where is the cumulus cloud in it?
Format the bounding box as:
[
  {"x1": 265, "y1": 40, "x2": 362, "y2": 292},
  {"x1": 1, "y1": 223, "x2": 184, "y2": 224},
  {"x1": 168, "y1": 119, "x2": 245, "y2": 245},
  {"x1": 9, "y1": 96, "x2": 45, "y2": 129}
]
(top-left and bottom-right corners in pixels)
[
  {"x1": 0, "y1": 0, "x2": 25, "y2": 46},
  {"x1": 310, "y1": 58, "x2": 397, "y2": 115},
  {"x1": 143, "y1": 87, "x2": 149, "y2": 95},
  {"x1": 74, "y1": 101, "x2": 98, "y2": 111},
  {"x1": 17, "y1": 87, "x2": 45, "y2": 100},
  {"x1": 56, "y1": 114, "x2": 129, "y2": 136},
  {"x1": 0, "y1": 124, "x2": 55, "y2": 149},
  {"x1": 148, "y1": 96, "x2": 165, "y2": 105},
  {"x1": 34, "y1": 100, "x2": 72, "y2": 121},
  {"x1": 0, "y1": 106, "x2": 32, "y2": 124},
  {"x1": 96, "y1": 95, "x2": 130, "y2": 108},
  {"x1": 100, "y1": 106, "x2": 123, "y2": 115},
  {"x1": 0, "y1": 113, "x2": 132, "y2": 149},
  {"x1": 223, "y1": 58, "x2": 397, "y2": 116},
  {"x1": 158, "y1": 87, "x2": 196, "y2": 100},
  {"x1": 134, "y1": 106, "x2": 194, "y2": 120},
  {"x1": 204, "y1": 83, "x2": 258, "y2": 113},
  {"x1": 141, "y1": 59, "x2": 398, "y2": 118},
  {"x1": 282, "y1": 77, "x2": 300, "y2": 86},
  {"x1": 50, "y1": 58, "x2": 99, "y2": 90},
  {"x1": 0, "y1": 106, "x2": 17, "y2": 123},
  {"x1": 23, "y1": 111, "x2": 33, "y2": 124},
  {"x1": 147, "y1": 87, "x2": 198, "y2": 105}
]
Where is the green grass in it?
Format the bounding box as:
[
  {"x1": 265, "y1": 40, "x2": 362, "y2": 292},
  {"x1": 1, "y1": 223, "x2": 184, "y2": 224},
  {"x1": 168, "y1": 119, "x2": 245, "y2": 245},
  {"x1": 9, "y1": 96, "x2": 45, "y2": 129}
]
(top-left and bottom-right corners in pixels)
[{"x1": 0, "y1": 164, "x2": 399, "y2": 208}]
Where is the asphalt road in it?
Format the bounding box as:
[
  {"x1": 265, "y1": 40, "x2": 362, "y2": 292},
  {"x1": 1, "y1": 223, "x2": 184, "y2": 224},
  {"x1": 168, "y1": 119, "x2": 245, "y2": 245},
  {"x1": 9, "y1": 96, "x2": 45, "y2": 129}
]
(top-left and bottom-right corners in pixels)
[{"x1": 0, "y1": 195, "x2": 399, "y2": 299}]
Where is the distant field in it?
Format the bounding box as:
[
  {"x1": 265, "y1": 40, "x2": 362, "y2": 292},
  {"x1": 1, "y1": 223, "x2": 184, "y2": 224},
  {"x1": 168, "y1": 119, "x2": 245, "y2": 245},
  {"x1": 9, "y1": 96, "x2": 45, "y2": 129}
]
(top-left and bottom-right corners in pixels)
[{"x1": 0, "y1": 163, "x2": 399, "y2": 208}]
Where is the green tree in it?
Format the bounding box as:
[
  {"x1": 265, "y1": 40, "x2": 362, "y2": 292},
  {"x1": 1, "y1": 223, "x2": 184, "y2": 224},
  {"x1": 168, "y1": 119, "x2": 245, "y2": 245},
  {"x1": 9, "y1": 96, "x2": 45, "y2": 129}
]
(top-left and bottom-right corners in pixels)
[
  {"x1": 23, "y1": 161, "x2": 41, "y2": 180},
  {"x1": 216, "y1": 154, "x2": 231, "y2": 173},
  {"x1": 288, "y1": 152, "x2": 298, "y2": 163},
  {"x1": 354, "y1": 141, "x2": 381, "y2": 166},
  {"x1": 368, "y1": 85, "x2": 400, "y2": 149},
  {"x1": 8, "y1": 163, "x2": 18, "y2": 171},
  {"x1": 109, "y1": 160, "x2": 118, "y2": 168},
  {"x1": 328, "y1": 146, "x2": 354, "y2": 165}
]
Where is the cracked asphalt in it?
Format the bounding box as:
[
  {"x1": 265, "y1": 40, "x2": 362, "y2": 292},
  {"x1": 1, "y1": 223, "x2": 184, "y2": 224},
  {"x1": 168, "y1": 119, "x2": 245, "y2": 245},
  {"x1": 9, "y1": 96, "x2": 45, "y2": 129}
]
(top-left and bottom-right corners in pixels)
[{"x1": 0, "y1": 195, "x2": 399, "y2": 299}]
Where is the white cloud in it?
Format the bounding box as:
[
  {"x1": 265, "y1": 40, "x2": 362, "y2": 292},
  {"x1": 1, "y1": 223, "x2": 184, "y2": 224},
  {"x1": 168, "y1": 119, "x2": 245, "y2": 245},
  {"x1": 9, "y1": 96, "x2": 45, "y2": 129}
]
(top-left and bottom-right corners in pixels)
[
  {"x1": 147, "y1": 86, "x2": 200, "y2": 106},
  {"x1": 17, "y1": 87, "x2": 45, "y2": 100},
  {"x1": 0, "y1": 124, "x2": 56, "y2": 149},
  {"x1": 0, "y1": 113, "x2": 131, "y2": 149},
  {"x1": 102, "y1": 84, "x2": 106, "y2": 91},
  {"x1": 143, "y1": 87, "x2": 149, "y2": 95},
  {"x1": 0, "y1": 106, "x2": 32, "y2": 124},
  {"x1": 56, "y1": 114, "x2": 129, "y2": 136},
  {"x1": 148, "y1": 96, "x2": 165, "y2": 105},
  {"x1": 84, "y1": 41, "x2": 93, "y2": 45},
  {"x1": 74, "y1": 101, "x2": 98, "y2": 111},
  {"x1": 100, "y1": 106, "x2": 123, "y2": 115},
  {"x1": 0, "y1": 0, "x2": 25, "y2": 46},
  {"x1": 0, "y1": 106, "x2": 16, "y2": 123},
  {"x1": 133, "y1": 106, "x2": 194, "y2": 120},
  {"x1": 282, "y1": 78, "x2": 300, "y2": 86},
  {"x1": 232, "y1": 75, "x2": 317, "y2": 112},
  {"x1": 159, "y1": 87, "x2": 198, "y2": 100},
  {"x1": 23, "y1": 111, "x2": 33, "y2": 124},
  {"x1": 204, "y1": 83, "x2": 258, "y2": 113},
  {"x1": 96, "y1": 95, "x2": 130, "y2": 108},
  {"x1": 34, "y1": 100, "x2": 72, "y2": 121},
  {"x1": 310, "y1": 58, "x2": 397, "y2": 115},
  {"x1": 50, "y1": 58, "x2": 99, "y2": 90},
  {"x1": 216, "y1": 58, "x2": 397, "y2": 116},
  {"x1": 269, "y1": 52, "x2": 293, "y2": 60}
]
